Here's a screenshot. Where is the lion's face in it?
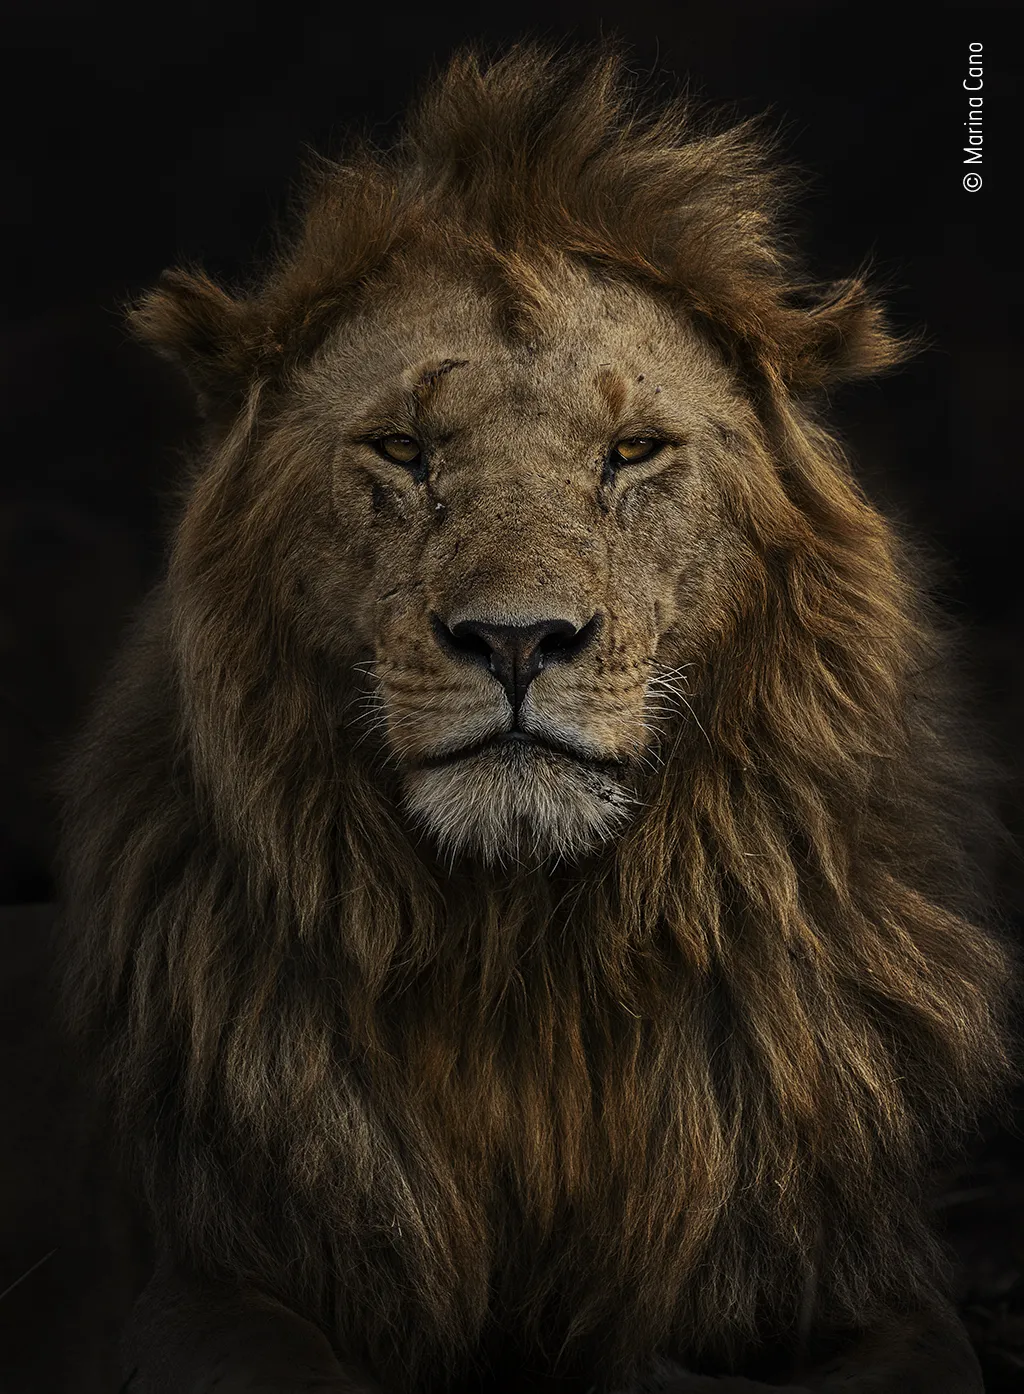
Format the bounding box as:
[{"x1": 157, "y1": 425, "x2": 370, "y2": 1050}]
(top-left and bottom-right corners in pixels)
[{"x1": 291, "y1": 267, "x2": 749, "y2": 864}]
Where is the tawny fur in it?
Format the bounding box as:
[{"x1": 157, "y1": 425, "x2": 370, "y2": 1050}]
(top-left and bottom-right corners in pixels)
[{"x1": 59, "y1": 44, "x2": 1014, "y2": 1393}]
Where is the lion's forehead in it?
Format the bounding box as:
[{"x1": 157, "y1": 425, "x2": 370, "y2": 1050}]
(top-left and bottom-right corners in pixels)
[{"x1": 310, "y1": 272, "x2": 728, "y2": 430}]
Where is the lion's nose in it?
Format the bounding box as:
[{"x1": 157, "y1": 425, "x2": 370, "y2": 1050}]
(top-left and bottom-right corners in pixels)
[{"x1": 431, "y1": 613, "x2": 602, "y2": 717}]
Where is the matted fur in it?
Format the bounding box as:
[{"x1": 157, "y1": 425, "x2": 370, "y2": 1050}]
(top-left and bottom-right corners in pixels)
[{"x1": 60, "y1": 45, "x2": 1013, "y2": 1392}]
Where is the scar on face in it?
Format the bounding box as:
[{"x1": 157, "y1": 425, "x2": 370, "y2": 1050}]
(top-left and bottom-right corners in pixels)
[{"x1": 413, "y1": 358, "x2": 470, "y2": 405}]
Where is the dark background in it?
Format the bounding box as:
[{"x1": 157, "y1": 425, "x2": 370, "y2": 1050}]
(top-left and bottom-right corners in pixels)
[{"x1": 1, "y1": 0, "x2": 1021, "y2": 1385}]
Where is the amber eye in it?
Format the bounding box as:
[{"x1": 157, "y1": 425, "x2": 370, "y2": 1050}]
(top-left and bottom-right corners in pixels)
[
  {"x1": 375, "y1": 434, "x2": 422, "y2": 467},
  {"x1": 612, "y1": 437, "x2": 662, "y2": 466}
]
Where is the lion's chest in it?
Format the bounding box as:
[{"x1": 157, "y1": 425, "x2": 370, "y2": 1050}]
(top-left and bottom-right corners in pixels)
[
  {"x1": 324, "y1": 992, "x2": 788, "y2": 1384},
  {"x1": 361, "y1": 1007, "x2": 697, "y2": 1312}
]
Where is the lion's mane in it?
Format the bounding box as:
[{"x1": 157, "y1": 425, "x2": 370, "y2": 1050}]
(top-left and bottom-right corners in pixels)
[{"x1": 60, "y1": 46, "x2": 1014, "y2": 1391}]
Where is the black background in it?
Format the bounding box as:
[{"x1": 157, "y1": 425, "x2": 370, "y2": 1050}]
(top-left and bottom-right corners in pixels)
[{"x1": 1, "y1": 1, "x2": 1022, "y2": 1387}]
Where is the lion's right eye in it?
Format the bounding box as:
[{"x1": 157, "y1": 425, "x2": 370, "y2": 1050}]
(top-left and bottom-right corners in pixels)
[{"x1": 375, "y1": 435, "x2": 423, "y2": 467}]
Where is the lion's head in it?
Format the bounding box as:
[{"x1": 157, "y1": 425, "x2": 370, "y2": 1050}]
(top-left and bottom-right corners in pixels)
[
  {"x1": 132, "y1": 48, "x2": 905, "y2": 869},
  {"x1": 204, "y1": 269, "x2": 770, "y2": 866}
]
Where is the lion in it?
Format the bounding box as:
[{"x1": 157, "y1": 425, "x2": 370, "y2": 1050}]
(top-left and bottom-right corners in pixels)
[{"x1": 58, "y1": 44, "x2": 1014, "y2": 1394}]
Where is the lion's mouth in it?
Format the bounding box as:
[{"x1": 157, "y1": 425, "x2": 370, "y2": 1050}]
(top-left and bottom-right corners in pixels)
[{"x1": 415, "y1": 730, "x2": 627, "y2": 774}]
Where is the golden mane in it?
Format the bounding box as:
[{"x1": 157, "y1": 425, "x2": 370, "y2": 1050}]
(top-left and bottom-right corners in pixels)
[
  {"x1": 131, "y1": 44, "x2": 901, "y2": 406},
  {"x1": 60, "y1": 45, "x2": 1014, "y2": 1391}
]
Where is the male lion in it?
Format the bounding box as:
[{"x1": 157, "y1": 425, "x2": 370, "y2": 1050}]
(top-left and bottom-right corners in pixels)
[{"x1": 59, "y1": 45, "x2": 1013, "y2": 1394}]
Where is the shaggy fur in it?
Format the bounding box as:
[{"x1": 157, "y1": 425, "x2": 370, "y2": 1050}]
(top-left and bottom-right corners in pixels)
[{"x1": 59, "y1": 45, "x2": 1013, "y2": 1393}]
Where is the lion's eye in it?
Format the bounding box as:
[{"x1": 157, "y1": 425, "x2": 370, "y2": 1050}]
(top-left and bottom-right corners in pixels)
[
  {"x1": 375, "y1": 434, "x2": 422, "y2": 467},
  {"x1": 611, "y1": 437, "x2": 662, "y2": 466}
]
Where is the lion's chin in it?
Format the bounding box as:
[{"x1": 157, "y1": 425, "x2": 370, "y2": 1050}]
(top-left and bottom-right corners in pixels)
[{"x1": 402, "y1": 742, "x2": 636, "y2": 865}]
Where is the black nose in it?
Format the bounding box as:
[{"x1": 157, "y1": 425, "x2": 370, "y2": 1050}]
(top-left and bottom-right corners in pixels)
[{"x1": 431, "y1": 613, "x2": 602, "y2": 717}]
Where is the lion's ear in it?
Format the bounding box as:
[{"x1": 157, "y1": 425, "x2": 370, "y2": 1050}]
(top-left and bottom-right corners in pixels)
[
  {"x1": 127, "y1": 268, "x2": 259, "y2": 411},
  {"x1": 785, "y1": 279, "x2": 913, "y2": 393}
]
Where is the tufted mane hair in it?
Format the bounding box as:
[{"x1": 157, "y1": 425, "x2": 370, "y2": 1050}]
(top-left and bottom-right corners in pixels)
[
  {"x1": 132, "y1": 43, "x2": 903, "y2": 409},
  {"x1": 60, "y1": 44, "x2": 1015, "y2": 1392}
]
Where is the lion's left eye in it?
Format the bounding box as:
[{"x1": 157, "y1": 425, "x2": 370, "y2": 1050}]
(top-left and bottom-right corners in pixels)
[{"x1": 611, "y1": 437, "x2": 663, "y2": 466}]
